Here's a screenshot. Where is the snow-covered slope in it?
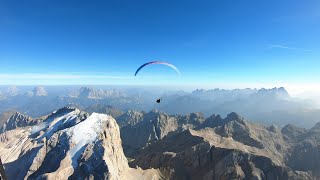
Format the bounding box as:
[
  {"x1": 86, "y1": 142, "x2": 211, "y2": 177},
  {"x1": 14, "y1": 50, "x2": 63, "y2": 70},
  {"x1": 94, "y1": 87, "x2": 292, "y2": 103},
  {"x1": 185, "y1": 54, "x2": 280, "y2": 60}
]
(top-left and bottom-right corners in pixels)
[{"x1": 0, "y1": 106, "x2": 161, "y2": 180}]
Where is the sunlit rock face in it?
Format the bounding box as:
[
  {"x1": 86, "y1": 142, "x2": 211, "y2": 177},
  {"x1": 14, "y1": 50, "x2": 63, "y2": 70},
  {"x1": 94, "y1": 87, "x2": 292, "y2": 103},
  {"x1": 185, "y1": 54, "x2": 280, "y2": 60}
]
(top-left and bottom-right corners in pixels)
[{"x1": 0, "y1": 106, "x2": 161, "y2": 180}]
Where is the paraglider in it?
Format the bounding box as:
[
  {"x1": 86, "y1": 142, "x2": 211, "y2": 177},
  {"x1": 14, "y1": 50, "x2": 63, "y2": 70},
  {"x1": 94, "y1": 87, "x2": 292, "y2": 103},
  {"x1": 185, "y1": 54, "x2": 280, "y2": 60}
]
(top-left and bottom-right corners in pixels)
[
  {"x1": 134, "y1": 61, "x2": 181, "y2": 104},
  {"x1": 134, "y1": 61, "x2": 181, "y2": 76}
]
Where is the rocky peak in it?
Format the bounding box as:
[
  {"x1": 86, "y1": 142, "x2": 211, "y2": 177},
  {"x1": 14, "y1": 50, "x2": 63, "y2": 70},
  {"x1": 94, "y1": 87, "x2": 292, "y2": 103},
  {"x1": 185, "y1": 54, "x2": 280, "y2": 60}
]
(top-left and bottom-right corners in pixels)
[
  {"x1": 40, "y1": 106, "x2": 80, "y2": 126},
  {"x1": 1, "y1": 112, "x2": 36, "y2": 132},
  {"x1": 61, "y1": 106, "x2": 77, "y2": 111},
  {"x1": 179, "y1": 112, "x2": 205, "y2": 128},
  {"x1": 310, "y1": 122, "x2": 320, "y2": 132},
  {"x1": 33, "y1": 86, "x2": 48, "y2": 96},
  {"x1": 198, "y1": 112, "x2": 246, "y2": 131},
  {"x1": 268, "y1": 124, "x2": 281, "y2": 134},
  {"x1": 215, "y1": 114, "x2": 222, "y2": 120},
  {"x1": 45, "y1": 113, "x2": 129, "y2": 179},
  {"x1": 6, "y1": 86, "x2": 20, "y2": 96},
  {"x1": 1, "y1": 108, "x2": 161, "y2": 179},
  {"x1": 281, "y1": 124, "x2": 307, "y2": 140},
  {"x1": 150, "y1": 109, "x2": 161, "y2": 114},
  {"x1": 78, "y1": 87, "x2": 106, "y2": 99},
  {"x1": 53, "y1": 106, "x2": 77, "y2": 114},
  {"x1": 199, "y1": 114, "x2": 223, "y2": 128},
  {"x1": 224, "y1": 112, "x2": 245, "y2": 125},
  {"x1": 285, "y1": 122, "x2": 320, "y2": 177},
  {"x1": 78, "y1": 87, "x2": 124, "y2": 99},
  {"x1": 120, "y1": 110, "x2": 179, "y2": 157},
  {"x1": 256, "y1": 87, "x2": 290, "y2": 99},
  {"x1": 226, "y1": 112, "x2": 241, "y2": 120},
  {"x1": 144, "y1": 109, "x2": 166, "y2": 122},
  {"x1": 273, "y1": 87, "x2": 290, "y2": 98},
  {"x1": 116, "y1": 110, "x2": 144, "y2": 127},
  {"x1": 190, "y1": 112, "x2": 204, "y2": 119},
  {"x1": 213, "y1": 114, "x2": 268, "y2": 149},
  {"x1": 79, "y1": 87, "x2": 92, "y2": 98}
]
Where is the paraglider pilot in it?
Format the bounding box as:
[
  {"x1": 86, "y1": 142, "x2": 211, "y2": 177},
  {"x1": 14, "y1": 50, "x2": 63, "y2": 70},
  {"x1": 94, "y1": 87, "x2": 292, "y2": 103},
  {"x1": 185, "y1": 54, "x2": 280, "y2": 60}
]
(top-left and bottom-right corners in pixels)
[{"x1": 134, "y1": 61, "x2": 181, "y2": 105}]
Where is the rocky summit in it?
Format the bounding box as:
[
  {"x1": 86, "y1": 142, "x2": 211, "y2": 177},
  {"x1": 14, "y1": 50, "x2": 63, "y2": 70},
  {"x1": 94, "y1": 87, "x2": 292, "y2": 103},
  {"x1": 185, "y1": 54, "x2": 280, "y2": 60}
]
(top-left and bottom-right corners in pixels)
[
  {"x1": 119, "y1": 110, "x2": 320, "y2": 180},
  {"x1": 0, "y1": 112, "x2": 37, "y2": 133},
  {"x1": 0, "y1": 107, "x2": 161, "y2": 180},
  {"x1": 0, "y1": 106, "x2": 319, "y2": 179}
]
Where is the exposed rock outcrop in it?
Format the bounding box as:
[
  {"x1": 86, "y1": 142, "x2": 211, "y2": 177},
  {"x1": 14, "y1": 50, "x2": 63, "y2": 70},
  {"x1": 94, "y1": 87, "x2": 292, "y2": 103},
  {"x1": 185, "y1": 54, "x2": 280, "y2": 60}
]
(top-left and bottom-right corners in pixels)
[
  {"x1": 120, "y1": 110, "x2": 179, "y2": 157},
  {"x1": 119, "y1": 109, "x2": 208, "y2": 158},
  {"x1": 0, "y1": 107, "x2": 161, "y2": 180},
  {"x1": 284, "y1": 122, "x2": 320, "y2": 177},
  {"x1": 130, "y1": 112, "x2": 318, "y2": 179},
  {"x1": 133, "y1": 128, "x2": 312, "y2": 180},
  {"x1": 1, "y1": 106, "x2": 319, "y2": 179},
  {"x1": 116, "y1": 110, "x2": 145, "y2": 128},
  {"x1": 1, "y1": 112, "x2": 37, "y2": 132},
  {"x1": 76, "y1": 87, "x2": 124, "y2": 99}
]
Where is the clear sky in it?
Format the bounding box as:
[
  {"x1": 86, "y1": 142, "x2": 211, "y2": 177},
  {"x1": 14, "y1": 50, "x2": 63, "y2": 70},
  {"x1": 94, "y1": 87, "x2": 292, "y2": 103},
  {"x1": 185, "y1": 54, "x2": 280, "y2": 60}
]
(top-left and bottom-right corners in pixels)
[{"x1": 0, "y1": 0, "x2": 319, "y2": 95}]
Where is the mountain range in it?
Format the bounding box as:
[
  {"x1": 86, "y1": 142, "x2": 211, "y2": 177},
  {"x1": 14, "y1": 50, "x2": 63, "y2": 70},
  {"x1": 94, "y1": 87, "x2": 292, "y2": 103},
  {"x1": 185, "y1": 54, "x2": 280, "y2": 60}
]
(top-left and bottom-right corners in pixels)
[
  {"x1": 1, "y1": 106, "x2": 319, "y2": 179},
  {"x1": 0, "y1": 86, "x2": 319, "y2": 128}
]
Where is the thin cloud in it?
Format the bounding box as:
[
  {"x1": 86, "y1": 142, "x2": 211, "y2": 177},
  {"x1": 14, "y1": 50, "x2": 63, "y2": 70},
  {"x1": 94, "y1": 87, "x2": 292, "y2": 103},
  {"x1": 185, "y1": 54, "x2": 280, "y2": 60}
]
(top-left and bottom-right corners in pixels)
[
  {"x1": 0, "y1": 73, "x2": 134, "y2": 80},
  {"x1": 0, "y1": 73, "x2": 175, "y2": 85},
  {"x1": 268, "y1": 44, "x2": 312, "y2": 52},
  {"x1": 269, "y1": 44, "x2": 292, "y2": 49}
]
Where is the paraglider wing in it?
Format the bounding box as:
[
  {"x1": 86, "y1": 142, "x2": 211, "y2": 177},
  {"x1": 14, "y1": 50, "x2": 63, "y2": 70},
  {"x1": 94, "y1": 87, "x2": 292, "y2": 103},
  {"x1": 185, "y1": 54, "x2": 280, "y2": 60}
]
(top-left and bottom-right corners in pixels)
[{"x1": 134, "y1": 61, "x2": 181, "y2": 76}]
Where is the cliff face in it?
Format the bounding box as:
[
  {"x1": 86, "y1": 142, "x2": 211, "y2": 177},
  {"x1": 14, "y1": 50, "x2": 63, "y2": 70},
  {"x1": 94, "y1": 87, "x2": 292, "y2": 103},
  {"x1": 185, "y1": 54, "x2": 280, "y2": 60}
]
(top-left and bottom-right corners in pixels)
[
  {"x1": 120, "y1": 110, "x2": 208, "y2": 158},
  {"x1": 0, "y1": 107, "x2": 161, "y2": 180},
  {"x1": 119, "y1": 111, "x2": 280, "y2": 159},
  {"x1": 131, "y1": 112, "x2": 318, "y2": 180},
  {"x1": 285, "y1": 122, "x2": 320, "y2": 177},
  {"x1": 0, "y1": 112, "x2": 37, "y2": 132},
  {"x1": 133, "y1": 129, "x2": 312, "y2": 180}
]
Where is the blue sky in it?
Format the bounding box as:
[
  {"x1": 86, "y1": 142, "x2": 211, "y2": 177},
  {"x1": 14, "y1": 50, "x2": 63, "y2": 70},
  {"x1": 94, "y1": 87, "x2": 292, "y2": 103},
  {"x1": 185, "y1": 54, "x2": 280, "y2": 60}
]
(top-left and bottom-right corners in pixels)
[{"x1": 0, "y1": 0, "x2": 319, "y2": 94}]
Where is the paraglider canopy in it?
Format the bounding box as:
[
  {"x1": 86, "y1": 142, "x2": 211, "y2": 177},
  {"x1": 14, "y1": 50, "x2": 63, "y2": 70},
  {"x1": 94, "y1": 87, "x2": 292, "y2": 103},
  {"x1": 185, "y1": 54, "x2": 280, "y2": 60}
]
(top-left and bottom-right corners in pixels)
[
  {"x1": 134, "y1": 61, "x2": 181, "y2": 76},
  {"x1": 134, "y1": 61, "x2": 180, "y2": 104}
]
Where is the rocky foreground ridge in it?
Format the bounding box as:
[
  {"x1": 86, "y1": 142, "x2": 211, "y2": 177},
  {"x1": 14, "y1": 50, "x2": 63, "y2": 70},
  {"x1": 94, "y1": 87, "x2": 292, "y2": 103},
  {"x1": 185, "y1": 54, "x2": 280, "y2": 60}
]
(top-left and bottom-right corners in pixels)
[
  {"x1": 0, "y1": 107, "x2": 320, "y2": 179},
  {"x1": 119, "y1": 110, "x2": 320, "y2": 179},
  {"x1": 0, "y1": 107, "x2": 161, "y2": 180}
]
